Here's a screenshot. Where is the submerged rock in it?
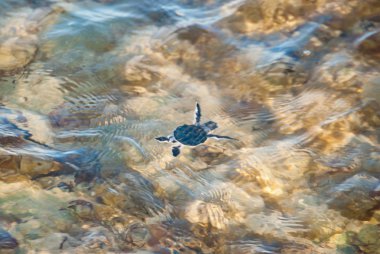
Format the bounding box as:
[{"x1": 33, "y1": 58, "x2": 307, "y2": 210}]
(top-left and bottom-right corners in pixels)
[
  {"x1": 20, "y1": 156, "x2": 62, "y2": 178},
  {"x1": 327, "y1": 173, "x2": 380, "y2": 220},
  {"x1": 1, "y1": 0, "x2": 380, "y2": 253},
  {"x1": 0, "y1": 38, "x2": 37, "y2": 72},
  {"x1": 159, "y1": 24, "x2": 237, "y2": 84},
  {"x1": 0, "y1": 152, "x2": 64, "y2": 182},
  {"x1": 355, "y1": 29, "x2": 380, "y2": 60},
  {"x1": 124, "y1": 222, "x2": 151, "y2": 249},
  {"x1": 67, "y1": 200, "x2": 95, "y2": 220},
  {"x1": 346, "y1": 225, "x2": 380, "y2": 254},
  {"x1": 217, "y1": 0, "x2": 323, "y2": 34},
  {"x1": 0, "y1": 5, "x2": 64, "y2": 73}
]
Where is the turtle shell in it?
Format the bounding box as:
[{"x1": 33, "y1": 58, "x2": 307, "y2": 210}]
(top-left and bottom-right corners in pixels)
[{"x1": 173, "y1": 124, "x2": 207, "y2": 146}]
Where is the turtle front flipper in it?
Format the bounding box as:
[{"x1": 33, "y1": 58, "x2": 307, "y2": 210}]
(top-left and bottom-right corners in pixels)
[
  {"x1": 193, "y1": 102, "x2": 201, "y2": 125},
  {"x1": 155, "y1": 136, "x2": 170, "y2": 142},
  {"x1": 172, "y1": 145, "x2": 181, "y2": 157},
  {"x1": 207, "y1": 134, "x2": 237, "y2": 141},
  {"x1": 155, "y1": 135, "x2": 172, "y2": 142},
  {"x1": 156, "y1": 135, "x2": 177, "y2": 143}
]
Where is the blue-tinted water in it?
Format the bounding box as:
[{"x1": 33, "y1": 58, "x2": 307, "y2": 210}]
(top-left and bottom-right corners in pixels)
[{"x1": 0, "y1": 0, "x2": 379, "y2": 253}]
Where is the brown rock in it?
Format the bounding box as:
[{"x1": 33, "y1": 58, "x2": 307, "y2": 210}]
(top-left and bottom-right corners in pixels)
[{"x1": 0, "y1": 38, "x2": 37, "y2": 71}]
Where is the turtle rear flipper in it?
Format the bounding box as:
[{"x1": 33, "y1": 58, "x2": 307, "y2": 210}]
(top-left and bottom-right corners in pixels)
[
  {"x1": 156, "y1": 136, "x2": 176, "y2": 143},
  {"x1": 156, "y1": 136, "x2": 169, "y2": 142},
  {"x1": 207, "y1": 134, "x2": 237, "y2": 141},
  {"x1": 194, "y1": 102, "x2": 201, "y2": 125},
  {"x1": 172, "y1": 145, "x2": 181, "y2": 157}
]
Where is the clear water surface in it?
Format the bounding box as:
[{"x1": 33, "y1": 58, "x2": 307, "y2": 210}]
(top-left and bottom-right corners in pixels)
[{"x1": 0, "y1": 0, "x2": 379, "y2": 253}]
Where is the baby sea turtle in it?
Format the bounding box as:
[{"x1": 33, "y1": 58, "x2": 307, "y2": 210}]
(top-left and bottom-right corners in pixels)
[{"x1": 155, "y1": 103, "x2": 236, "y2": 157}]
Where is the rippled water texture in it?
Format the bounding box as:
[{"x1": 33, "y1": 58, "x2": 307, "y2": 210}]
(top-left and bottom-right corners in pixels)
[{"x1": 0, "y1": 0, "x2": 380, "y2": 253}]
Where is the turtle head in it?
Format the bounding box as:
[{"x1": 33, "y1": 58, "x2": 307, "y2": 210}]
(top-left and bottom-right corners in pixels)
[{"x1": 202, "y1": 121, "x2": 218, "y2": 132}]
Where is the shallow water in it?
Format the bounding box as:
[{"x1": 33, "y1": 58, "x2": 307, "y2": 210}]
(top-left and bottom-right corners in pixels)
[{"x1": 0, "y1": 0, "x2": 380, "y2": 253}]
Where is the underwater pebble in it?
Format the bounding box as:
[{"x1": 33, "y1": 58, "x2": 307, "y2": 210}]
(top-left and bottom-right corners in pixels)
[
  {"x1": 0, "y1": 38, "x2": 37, "y2": 72},
  {"x1": 67, "y1": 200, "x2": 94, "y2": 220},
  {"x1": 346, "y1": 224, "x2": 380, "y2": 254},
  {"x1": 327, "y1": 173, "x2": 380, "y2": 220},
  {"x1": 125, "y1": 222, "x2": 151, "y2": 248}
]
